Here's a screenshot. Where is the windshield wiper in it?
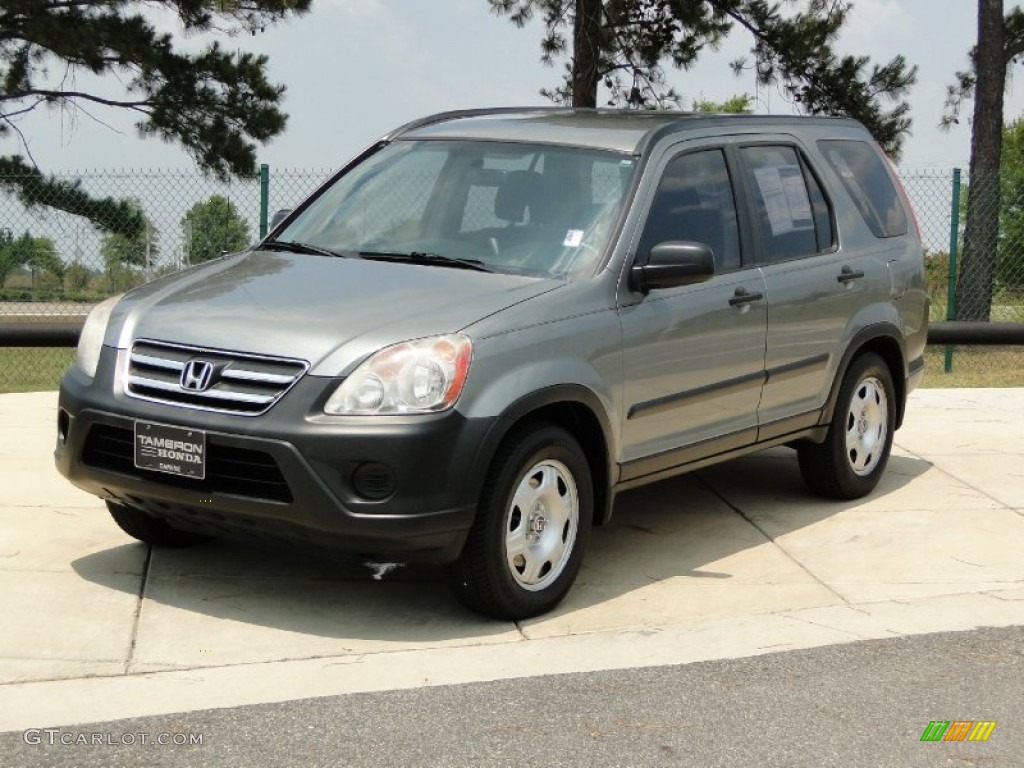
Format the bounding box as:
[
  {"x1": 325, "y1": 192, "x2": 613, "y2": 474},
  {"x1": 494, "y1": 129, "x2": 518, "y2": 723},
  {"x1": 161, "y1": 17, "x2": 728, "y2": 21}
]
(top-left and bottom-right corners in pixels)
[
  {"x1": 262, "y1": 240, "x2": 356, "y2": 259},
  {"x1": 358, "y1": 250, "x2": 493, "y2": 273}
]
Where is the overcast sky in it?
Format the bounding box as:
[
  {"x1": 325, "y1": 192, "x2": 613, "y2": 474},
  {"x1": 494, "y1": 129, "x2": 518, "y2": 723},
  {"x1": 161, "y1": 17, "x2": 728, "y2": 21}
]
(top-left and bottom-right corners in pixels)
[{"x1": 9, "y1": 0, "x2": 1024, "y2": 173}]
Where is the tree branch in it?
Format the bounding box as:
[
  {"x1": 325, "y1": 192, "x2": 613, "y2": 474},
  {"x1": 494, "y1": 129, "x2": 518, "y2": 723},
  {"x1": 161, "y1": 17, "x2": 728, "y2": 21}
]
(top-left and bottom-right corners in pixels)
[
  {"x1": 0, "y1": 97, "x2": 45, "y2": 121},
  {"x1": 0, "y1": 114, "x2": 40, "y2": 169},
  {"x1": 4, "y1": 90, "x2": 152, "y2": 112}
]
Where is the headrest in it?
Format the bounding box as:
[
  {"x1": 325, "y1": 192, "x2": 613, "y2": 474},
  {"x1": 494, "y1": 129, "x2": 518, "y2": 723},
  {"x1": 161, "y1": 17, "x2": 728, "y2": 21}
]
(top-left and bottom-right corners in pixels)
[{"x1": 494, "y1": 170, "x2": 543, "y2": 224}]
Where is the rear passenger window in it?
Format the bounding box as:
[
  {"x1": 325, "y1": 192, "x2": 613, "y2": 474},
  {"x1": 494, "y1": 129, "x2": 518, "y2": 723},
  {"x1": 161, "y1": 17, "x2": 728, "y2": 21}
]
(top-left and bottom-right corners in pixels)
[
  {"x1": 741, "y1": 146, "x2": 833, "y2": 263},
  {"x1": 637, "y1": 149, "x2": 742, "y2": 271},
  {"x1": 818, "y1": 139, "x2": 908, "y2": 238}
]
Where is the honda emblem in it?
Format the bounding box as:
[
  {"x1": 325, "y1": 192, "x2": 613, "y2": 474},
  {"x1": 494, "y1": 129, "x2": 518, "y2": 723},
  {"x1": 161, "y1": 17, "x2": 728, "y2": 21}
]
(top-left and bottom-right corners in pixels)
[{"x1": 180, "y1": 360, "x2": 215, "y2": 392}]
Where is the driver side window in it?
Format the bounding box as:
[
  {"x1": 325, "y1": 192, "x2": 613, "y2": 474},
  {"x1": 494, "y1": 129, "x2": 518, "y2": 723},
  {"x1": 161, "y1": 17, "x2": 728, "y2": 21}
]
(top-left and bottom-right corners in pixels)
[{"x1": 637, "y1": 149, "x2": 741, "y2": 272}]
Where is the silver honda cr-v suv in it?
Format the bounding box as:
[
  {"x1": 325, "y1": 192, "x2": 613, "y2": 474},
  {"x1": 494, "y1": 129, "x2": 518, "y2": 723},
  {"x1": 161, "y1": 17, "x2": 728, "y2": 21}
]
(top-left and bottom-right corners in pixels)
[{"x1": 56, "y1": 108, "x2": 928, "y2": 619}]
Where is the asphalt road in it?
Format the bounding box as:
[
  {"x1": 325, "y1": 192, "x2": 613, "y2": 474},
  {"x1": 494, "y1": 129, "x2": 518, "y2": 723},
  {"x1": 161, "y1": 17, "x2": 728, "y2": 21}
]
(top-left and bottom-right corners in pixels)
[{"x1": 3, "y1": 625, "x2": 1021, "y2": 768}]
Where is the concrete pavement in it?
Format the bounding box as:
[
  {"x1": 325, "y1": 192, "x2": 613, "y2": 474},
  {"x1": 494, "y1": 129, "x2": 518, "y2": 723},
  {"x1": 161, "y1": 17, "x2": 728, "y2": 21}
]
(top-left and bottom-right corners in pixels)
[{"x1": 1, "y1": 388, "x2": 1022, "y2": 730}]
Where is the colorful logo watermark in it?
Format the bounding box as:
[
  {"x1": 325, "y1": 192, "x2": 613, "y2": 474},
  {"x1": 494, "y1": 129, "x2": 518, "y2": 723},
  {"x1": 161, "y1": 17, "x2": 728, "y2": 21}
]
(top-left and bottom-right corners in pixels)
[{"x1": 920, "y1": 721, "x2": 997, "y2": 742}]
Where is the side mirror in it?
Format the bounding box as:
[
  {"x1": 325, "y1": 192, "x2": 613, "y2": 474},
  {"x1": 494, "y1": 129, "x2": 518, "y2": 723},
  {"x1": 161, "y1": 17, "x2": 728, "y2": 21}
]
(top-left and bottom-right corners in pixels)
[
  {"x1": 630, "y1": 241, "x2": 716, "y2": 293},
  {"x1": 269, "y1": 209, "x2": 292, "y2": 231}
]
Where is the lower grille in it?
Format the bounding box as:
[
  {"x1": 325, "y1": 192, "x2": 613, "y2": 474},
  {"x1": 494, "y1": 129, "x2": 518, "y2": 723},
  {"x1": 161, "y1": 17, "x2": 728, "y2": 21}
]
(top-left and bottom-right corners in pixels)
[{"x1": 82, "y1": 424, "x2": 293, "y2": 503}]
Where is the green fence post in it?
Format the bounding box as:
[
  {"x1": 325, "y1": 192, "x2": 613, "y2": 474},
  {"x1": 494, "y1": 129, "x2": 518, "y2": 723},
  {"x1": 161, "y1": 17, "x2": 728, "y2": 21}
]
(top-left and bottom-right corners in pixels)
[
  {"x1": 259, "y1": 163, "x2": 270, "y2": 239},
  {"x1": 944, "y1": 168, "x2": 961, "y2": 373}
]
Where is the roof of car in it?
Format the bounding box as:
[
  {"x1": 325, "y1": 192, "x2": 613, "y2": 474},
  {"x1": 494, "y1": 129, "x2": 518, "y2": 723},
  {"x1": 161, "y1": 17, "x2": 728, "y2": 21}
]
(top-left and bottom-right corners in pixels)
[{"x1": 391, "y1": 107, "x2": 862, "y2": 155}]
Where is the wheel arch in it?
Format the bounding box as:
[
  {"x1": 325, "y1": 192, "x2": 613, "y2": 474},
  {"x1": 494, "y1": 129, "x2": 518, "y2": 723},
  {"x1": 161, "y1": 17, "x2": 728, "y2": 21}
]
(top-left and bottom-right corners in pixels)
[
  {"x1": 474, "y1": 385, "x2": 616, "y2": 528},
  {"x1": 822, "y1": 324, "x2": 908, "y2": 431}
]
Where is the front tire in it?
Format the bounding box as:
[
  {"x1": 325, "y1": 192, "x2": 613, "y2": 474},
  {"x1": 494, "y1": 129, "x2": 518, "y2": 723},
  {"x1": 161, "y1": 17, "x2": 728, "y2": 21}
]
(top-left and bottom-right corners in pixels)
[
  {"x1": 106, "y1": 501, "x2": 212, "y2": 548},
  {"x1": 450, "y1": 423, "x2": 593, "y2": 620},
  {"x1": 798, "y1": 352, "x2": 896, "y2": 500}
]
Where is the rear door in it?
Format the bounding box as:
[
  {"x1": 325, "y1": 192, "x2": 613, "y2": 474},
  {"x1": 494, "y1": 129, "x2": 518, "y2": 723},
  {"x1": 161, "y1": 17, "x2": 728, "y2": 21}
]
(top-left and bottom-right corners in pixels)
[{"x1": 737, "y1": 141, "x2": 892, "y2": 439}]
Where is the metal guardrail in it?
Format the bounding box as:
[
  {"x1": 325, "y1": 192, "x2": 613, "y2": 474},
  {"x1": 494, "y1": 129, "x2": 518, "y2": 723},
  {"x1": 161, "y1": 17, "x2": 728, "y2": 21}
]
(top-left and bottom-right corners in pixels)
[
  {"x1": 3, "y1": 322, "x2": 1024, "y2": 348},
  {"x1": 926, "y1": 322, "x2": 1024, "y2": 345},
  {"x1": 0, "y1": 323, "x2": 83, "y2": 347}
]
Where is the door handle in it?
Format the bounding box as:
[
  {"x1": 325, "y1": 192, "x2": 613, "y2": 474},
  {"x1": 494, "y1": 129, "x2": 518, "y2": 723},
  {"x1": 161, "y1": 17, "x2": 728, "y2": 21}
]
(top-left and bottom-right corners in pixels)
[
  {"x1": 837, "y1": 265, "x2": 865, "y2": 283},
  {"x1": 729, "y1": 287, "x2": 764, "y2": 307}
]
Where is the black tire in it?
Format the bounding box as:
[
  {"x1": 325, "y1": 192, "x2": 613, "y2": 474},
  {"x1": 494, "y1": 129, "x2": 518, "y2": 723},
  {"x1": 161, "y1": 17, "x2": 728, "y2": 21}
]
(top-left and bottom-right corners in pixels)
[
  {"x1": 449, "y1": 423, "x2": 593, "y2": 620},
  {"x1": 798, "y1": 352, "x2": 896, "y2": 500},
  {"x1": 106, "y1": 501, "x2": 212, "y2": 548}
]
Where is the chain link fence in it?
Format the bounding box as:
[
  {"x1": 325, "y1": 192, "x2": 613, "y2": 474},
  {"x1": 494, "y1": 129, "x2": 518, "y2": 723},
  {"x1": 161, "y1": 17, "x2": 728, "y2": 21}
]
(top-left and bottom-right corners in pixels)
[
  {"x1": 901, "y1": 168, "x2": 1024, "y2": 385},
  {"x1": 0, "y1": 167, "x2": 330, "y2": 391},
  {"x1": 2, "y1": 166, "x2": 1022, "y2": 392},
  {"x1": 0, "y1": 167, "x2": 332, "y2": 307}
]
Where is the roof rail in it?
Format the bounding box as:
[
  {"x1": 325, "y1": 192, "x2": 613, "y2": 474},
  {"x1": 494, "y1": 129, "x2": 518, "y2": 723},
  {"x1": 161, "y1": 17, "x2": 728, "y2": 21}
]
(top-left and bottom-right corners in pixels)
[
  {"x1": 636, "y1": 113, "x2": 861, "y2": 155},
  {"x1": 380, "y1": 106, "x2": 567, "y2": 141},
  {"x1": 377, "y1": 107, "x2": 863, "y2": 156}
]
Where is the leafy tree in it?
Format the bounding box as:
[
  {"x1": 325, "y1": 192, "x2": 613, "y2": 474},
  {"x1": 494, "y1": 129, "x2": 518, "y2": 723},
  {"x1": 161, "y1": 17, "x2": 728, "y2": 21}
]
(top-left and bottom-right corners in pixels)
[
  {"x1": 489, "y1": 0, "x2": 917, "y2": 157},
  {"x1": 22, "y1": 233, "x2": 63, "y2": 283},
  {"x1": 0, "y1": 227, "x2": 18, "y2": 285},
  {"x1": 996, "y1": 116, "x2": 1024, "y2": 292},
  {"x1": 100, "y1": 214, "x2": 158, "y2": 290},
  {"x1": 182, "y1": 194, "x2": 251, "y2": 264},
  {"x1": 100, "y1": 229, "x2": 158, "y2": 271},
  {"x1": 0, "y1": 1, "x2": 311, "y2": 237},
  {"x1": 693, "y1": 94, "x2": 753, "y2": 113},
  {"x1": 942, "y1": 2, "x2": 1023, "y2": 319},
  {"x1": 0, "y1": 229, "x2": 61, "y2": 286},
  {"x1": 64, "y1": 261, "x2": 93, "y2": 293}
]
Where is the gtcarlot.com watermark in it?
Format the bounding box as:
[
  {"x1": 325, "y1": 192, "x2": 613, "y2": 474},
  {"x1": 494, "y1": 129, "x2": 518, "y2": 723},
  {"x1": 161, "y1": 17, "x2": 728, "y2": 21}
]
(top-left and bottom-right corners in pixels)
[{"x1": 23, "y1": 728, "x2": 203, "y2": 747}]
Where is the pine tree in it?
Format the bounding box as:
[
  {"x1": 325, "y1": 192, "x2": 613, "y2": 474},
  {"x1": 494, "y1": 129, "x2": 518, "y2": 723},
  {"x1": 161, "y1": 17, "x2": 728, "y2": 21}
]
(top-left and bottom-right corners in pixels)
[
  {"x1": 942, "y1": 3, "x2": 1024, "y2": 321},
  {"x1": 489, "y1": 0, "x2": 916, "y2": 157},
  {"x1": 0, "y1": 1, "x2": 310, "y2": 237}
]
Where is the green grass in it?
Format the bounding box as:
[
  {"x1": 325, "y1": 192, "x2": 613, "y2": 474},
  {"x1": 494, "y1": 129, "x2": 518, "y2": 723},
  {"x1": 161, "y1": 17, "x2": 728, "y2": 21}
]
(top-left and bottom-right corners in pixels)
[
  {"x1": 922, "y1": 345, "x2": 1024, "y2": 387},
  {"x1": 0, "y1": 348, "x2": 76, "y2": 393}
]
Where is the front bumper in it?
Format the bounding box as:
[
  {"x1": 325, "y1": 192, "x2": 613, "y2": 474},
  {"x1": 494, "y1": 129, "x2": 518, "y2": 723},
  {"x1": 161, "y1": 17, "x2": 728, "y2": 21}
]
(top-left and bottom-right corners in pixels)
[{"x1": 55, "y1": 348, "x2": 497, "y2": 563}]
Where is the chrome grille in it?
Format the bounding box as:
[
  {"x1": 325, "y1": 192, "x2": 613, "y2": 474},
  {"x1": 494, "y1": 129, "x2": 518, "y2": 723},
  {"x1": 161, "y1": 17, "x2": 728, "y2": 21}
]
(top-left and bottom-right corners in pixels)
[{"x1": 125, "y1": 340, "x2": 308, "y2": 415}]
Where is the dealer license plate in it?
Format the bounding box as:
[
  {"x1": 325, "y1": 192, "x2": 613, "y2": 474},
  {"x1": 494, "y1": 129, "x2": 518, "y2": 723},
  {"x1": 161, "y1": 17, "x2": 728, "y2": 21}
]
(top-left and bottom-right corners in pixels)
[{"x1": 134, "y1": 421, "x2": 206, "y2": 480}]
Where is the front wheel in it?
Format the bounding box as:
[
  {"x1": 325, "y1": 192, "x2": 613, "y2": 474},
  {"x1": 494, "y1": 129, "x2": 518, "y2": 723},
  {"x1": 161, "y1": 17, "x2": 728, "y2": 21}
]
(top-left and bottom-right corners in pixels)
[
  {"x1": 449, "y1": 423, "x2": 593, "y2": 620},
  {"x1": 798, "y1": 352, "x2": 896, "y2": 500}
]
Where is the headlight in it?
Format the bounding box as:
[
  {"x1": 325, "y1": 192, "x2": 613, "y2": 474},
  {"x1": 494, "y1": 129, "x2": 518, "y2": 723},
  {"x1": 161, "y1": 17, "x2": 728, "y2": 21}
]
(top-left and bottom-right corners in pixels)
[
  {"x1": 76, "y1": 294, "x2": 122, "y2": 378},
  {"x1": 324, "y1": 334, "x2": 472, "y2": 415}
]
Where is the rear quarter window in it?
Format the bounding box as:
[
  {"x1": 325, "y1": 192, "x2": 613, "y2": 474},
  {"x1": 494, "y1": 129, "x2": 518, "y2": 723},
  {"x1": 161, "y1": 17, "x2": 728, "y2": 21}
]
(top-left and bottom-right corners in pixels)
[{"x1": 818, "y1": 140, "x2": 908, "y2": 238}]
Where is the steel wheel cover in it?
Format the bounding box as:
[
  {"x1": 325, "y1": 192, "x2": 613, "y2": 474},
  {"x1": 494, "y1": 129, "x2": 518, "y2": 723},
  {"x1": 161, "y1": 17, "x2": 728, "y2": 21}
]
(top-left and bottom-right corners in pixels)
[
  {"x1": 504, "y1": 459, "x2": 579, "y2": 591},
  {"x1": 845, "y1": 375, "x2": 888, "y2": 476}
]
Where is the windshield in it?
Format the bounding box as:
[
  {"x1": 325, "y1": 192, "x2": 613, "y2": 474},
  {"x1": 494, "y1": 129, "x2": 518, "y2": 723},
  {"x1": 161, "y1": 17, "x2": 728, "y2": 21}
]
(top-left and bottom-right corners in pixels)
[{"x1": 274, "y1": 140, "x2": 637, "y2": 279}]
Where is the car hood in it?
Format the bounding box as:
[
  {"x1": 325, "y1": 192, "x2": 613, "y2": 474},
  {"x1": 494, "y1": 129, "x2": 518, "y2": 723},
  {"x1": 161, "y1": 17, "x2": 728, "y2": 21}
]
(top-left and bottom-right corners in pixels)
[{"x1": 108, "y1": 250, "x2": 564, "y2": 375}]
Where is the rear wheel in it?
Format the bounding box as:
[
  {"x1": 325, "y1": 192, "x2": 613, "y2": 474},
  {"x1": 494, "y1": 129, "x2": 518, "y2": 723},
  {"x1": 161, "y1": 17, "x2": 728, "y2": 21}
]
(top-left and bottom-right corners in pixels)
[
  {"x1": 450, "y1": 423, "x2": 592, "y2": 620},
  {"x1": 798, "y1": 352, "x2": 896, "y2": 499},
  {"x1": 106, "y1": 501, "x2": 211, "y2": 548}
]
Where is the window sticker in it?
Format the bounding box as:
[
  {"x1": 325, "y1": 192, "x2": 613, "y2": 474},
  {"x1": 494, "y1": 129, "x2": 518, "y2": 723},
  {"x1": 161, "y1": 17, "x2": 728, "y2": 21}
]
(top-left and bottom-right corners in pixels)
[
  {"x1": 753, "y1": 165, "x2": 814, "y2": 236},
  {"x1": 563, "y1": 229, "x2": 585, "y2": 247}
]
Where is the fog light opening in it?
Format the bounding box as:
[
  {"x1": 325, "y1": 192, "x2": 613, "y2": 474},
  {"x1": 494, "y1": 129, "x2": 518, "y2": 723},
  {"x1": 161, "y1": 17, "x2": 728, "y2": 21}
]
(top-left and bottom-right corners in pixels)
[{"x1": 351, "y1": 462, "x2": 396, "y2": 501}]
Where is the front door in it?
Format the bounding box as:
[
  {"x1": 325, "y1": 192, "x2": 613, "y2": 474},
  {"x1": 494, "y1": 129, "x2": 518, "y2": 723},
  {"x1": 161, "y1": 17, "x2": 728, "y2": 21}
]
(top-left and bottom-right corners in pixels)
[{"x1": 619, "y1": 146, "x2": 767, "y2": 480}]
